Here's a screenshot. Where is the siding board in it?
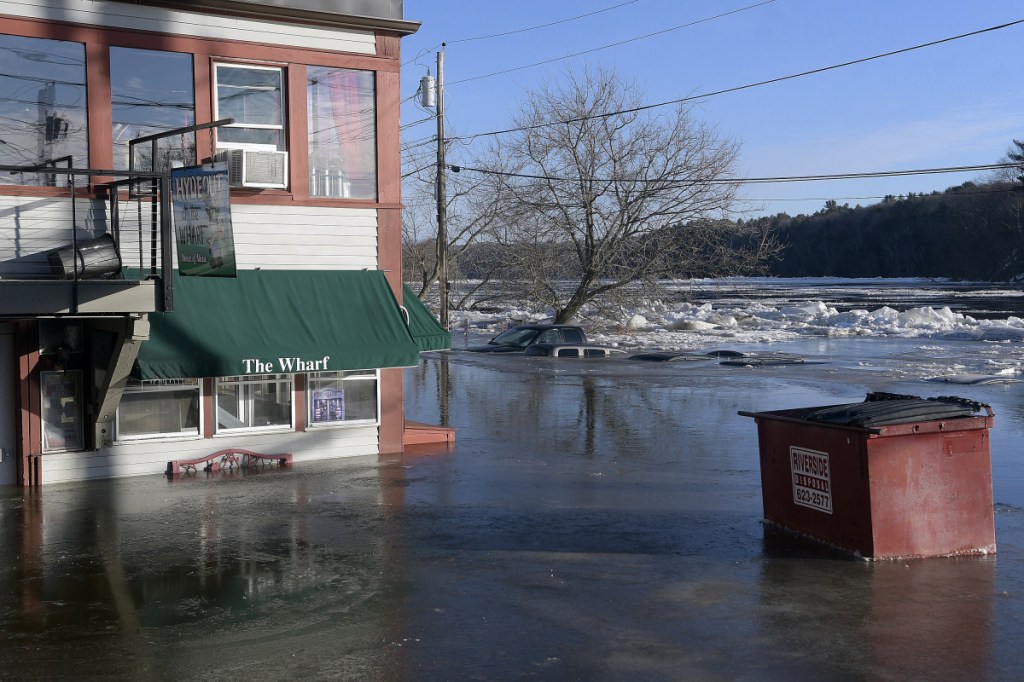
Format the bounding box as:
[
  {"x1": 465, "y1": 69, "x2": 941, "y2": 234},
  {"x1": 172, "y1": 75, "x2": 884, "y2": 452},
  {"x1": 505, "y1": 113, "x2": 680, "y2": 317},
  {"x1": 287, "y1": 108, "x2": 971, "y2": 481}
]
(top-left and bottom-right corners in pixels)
[
  {"x1": 1, "y1": 196, "x2": 379, "y2": 274},
  {"x1": 39, "y1": 425, "x2": 379, "y2": 483},
  {"x1": 0, "y1": 0, "x2": 376, "y2": 53}
]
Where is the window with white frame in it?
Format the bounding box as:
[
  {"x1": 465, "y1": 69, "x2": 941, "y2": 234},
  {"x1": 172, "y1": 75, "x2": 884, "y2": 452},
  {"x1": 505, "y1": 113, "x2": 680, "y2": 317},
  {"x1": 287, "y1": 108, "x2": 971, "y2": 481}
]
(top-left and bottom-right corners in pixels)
[
  {"x1": 216, "y1": 374, "x2": 292, "y2": 432},
  {"x1": 116, "y1": 378, "x2": 201, "y2": 440},
  {"x1": 214, "y1": 63, "x2": 285, "y2": 150},
  {"x1": 307, "y1": 370, "x2": 378, "y2": 427}
]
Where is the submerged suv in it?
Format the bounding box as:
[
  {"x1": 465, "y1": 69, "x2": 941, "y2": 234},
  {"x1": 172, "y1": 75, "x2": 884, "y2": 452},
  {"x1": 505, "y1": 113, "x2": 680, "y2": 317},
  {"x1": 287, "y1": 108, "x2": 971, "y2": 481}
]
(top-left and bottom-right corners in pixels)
[{"x1": 467, "y1": 324, "x2": 586, "y2": 353}]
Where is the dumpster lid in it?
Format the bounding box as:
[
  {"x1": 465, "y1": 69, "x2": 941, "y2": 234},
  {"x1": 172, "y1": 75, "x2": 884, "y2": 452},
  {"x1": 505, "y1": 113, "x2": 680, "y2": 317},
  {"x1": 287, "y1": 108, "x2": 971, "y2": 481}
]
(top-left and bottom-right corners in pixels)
[{"x1": 805, "y1": 392, "x2": 986, "y2": 427}]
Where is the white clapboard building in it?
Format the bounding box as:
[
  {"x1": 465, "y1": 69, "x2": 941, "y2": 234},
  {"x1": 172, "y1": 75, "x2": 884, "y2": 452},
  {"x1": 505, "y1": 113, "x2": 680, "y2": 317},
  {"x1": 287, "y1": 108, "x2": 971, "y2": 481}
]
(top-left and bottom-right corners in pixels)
[{"x1": 0, "y1": 0, "x2": 449, "y2": 485}]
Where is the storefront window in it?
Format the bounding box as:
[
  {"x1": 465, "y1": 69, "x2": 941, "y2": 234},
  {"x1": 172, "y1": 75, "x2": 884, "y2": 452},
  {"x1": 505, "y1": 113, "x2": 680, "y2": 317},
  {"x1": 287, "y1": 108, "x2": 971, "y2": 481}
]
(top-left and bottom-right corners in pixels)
[
  {"x1": 116, "y1": 379, "x2": 201, "y2": 440},
  {"x1": 307, "y1": 67, "x2": 376, "y2": 199},
  {"x1": 0, "y1": 34, "x2": 87, "y2": 185},
  {"x1": 308, "y1": 370, "x2": 378, "y2": 426},
  {"x1": 216, "y1": 374, "x2": 292, "y2": 432},
  {"x1": 215, "y1": 64, "x2": 285, "y2": 149},
  {"x1": 110, "y1": 47, "x2": 195, "y2": 171}
]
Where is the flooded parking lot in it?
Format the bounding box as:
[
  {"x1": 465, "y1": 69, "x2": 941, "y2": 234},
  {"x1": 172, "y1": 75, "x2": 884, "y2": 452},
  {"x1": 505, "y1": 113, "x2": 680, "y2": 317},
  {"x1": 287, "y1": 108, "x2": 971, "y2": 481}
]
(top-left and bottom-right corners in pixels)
[{"x1": 3, "y1": 339, "x2": 1024, "y2": 680}]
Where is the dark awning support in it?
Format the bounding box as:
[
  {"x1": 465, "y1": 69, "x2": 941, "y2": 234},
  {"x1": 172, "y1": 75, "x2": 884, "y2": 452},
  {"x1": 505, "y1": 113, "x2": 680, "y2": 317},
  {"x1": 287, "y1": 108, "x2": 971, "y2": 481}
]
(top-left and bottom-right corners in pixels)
[
  {"x1": 93, "y1": 315, "x2": 150, "y2": 448},
  {"x1": 133, "y1": 270, "x2": 420, "y2": 380}
]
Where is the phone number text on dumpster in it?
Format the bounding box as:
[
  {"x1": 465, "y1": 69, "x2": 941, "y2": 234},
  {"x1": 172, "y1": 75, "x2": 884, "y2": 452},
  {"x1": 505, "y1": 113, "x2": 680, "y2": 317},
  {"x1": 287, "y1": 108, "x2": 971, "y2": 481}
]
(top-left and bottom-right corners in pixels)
[{"x1": 790, "y1": 446, "x2": 833, "y2": 514}]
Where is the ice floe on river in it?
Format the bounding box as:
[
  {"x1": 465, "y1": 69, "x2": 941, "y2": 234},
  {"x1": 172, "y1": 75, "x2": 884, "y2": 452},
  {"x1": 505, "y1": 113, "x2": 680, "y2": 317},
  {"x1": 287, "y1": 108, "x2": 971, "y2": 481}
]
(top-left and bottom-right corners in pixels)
[
  {"x1": 437, "y1": 278, "x2": 1024, "y2": 384},
  {"x1": 455, "y1": 299, "x2": 1024, "y2": 352}
]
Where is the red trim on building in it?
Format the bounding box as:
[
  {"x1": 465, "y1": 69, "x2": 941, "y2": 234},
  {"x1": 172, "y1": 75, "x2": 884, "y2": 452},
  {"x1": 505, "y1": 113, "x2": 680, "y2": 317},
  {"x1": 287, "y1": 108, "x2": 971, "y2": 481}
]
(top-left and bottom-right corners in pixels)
[
  {"x1": 378, "y1": 368, "x2": 404, "y2": 454},
  {"x1": 194, "y1": 58, "x2": 215, "y2": 162},
  {"x1": 202, "y1": 378, "x2": 215, "y2": 438},
  {"x1": 293, "y1": 374, "x2": 307, "y2": 432},
  {"x1": 287, "y1": 65, "x2": 310, "y2": 202},
  {"x1": 85, "y1": 42, "x2": 114, "y2": 173},
  {"x1": 376, "y1": 32, "x2": 401, "y2": 60},
  {"x1": 14, "y1": 322, "x2": 41, "y2": 486}
]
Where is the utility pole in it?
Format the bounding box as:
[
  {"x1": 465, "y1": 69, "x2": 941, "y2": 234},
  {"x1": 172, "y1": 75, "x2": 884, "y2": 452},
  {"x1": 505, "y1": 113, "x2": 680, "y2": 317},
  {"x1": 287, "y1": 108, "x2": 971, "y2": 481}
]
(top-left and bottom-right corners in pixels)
[{"x1": 434, "y1": 46, "x2": 449, "y2": 330}]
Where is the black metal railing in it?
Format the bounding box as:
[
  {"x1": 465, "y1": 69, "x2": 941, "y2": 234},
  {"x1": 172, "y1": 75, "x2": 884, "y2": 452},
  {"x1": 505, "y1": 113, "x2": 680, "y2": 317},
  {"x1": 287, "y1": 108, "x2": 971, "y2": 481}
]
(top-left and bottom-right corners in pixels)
[{"x1": 0, "y1": 162, "x2": 173, "y2": 311}]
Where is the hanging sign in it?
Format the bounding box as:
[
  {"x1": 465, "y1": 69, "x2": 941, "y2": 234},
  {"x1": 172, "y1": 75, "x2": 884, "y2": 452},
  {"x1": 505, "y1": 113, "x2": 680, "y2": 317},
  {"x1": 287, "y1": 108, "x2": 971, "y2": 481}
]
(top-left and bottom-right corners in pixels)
[{"x1": 171, "y1": 163, "x2": 236, "y2": 277}]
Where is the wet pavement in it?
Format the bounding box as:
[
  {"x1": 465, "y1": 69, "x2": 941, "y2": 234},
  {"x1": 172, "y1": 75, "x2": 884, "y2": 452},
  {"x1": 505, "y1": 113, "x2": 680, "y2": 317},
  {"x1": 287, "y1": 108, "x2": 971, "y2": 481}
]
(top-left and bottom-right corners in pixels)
[{"x1": 2, "y1": 337, "x2": 1024, "y2": 680}]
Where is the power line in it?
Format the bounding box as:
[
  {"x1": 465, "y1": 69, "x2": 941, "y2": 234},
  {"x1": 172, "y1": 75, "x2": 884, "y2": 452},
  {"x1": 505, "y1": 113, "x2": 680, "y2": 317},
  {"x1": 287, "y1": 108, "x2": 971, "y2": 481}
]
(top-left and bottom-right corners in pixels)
[
  {"x1": 448, "y1": 0, "x2": 776, "y2": 86},
  {"x1": 401, "y1": 115, "x2": 435, "y2": 131},
  {"x1": 401, "y1": 135, "x2": 436, "y2": 152},
  {"x1": 447, "y1": 162, "x2": 1019, "y2": 185},
  {"x1": 453, "y1": 0, "x2": 642, "y2": 45},
  {"x1": 742, "y1": 186, "x2": 1023, "y2": 203},
  {"x1": 401, "y1": 0, "x2": 642, "y2": 67},
  {"x1": 450, "y1": 18, "x2": 1024, "y2": 143},
  {"x1": 402, "y1": 163, "x2": 435, "y2": 179}
]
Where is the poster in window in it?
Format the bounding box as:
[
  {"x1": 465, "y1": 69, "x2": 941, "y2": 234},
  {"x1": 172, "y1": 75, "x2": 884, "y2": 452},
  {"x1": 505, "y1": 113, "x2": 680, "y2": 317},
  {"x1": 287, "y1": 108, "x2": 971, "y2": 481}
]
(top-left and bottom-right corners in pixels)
[
  {"x1": 171, "y1": 162, "x2": 236, "y2": 277},
  {"x1": 41, "y1": 371, "x2": 84, "y2": 452},
  {"x1": 311, "y1": 388, "x2": 345, "y2": 424}
]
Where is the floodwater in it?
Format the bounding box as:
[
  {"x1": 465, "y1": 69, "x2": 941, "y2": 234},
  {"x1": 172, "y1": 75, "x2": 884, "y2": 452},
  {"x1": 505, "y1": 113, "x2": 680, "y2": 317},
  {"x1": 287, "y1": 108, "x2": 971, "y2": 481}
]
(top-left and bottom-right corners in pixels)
[{"x1": 3, "y1": 336, "x2": 1024, "y2": 680}]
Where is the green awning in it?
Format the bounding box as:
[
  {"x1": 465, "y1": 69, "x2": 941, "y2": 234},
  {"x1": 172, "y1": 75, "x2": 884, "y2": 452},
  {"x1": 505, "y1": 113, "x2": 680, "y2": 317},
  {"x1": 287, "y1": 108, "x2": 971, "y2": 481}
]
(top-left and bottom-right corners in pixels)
[
  {"x1": 402, "y1": 284, "x2": 451, "y2": 352},
  {"x1": 134, "y1": 270, "x2": 421, "y2": 379}
]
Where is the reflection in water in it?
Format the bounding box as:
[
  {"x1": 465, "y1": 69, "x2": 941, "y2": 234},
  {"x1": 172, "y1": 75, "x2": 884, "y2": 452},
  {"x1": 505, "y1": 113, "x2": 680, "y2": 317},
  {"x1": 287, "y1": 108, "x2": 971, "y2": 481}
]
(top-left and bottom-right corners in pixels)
[
  {"x1": 759, "y1": 532, "x2": 995, "y2": 680},
  {"x1": 867, "y1": 558, "x2": 993, "y2": 680},
  {"x1": 406, "y1": 352, "x2": 768, "y2": 483},
  {"x1": 1, "y1": 352, "x2": 1021, "y2": 679},
  {"x1": 0, "y1": 464, "x2": 412, "y2": 679}
]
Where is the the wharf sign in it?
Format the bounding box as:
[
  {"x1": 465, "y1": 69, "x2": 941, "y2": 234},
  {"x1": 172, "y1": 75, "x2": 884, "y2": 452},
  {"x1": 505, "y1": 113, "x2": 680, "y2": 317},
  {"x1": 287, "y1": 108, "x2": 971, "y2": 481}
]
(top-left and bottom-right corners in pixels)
[{"x1": 243, "y1": 356, "x2": 332, "y2": 374}]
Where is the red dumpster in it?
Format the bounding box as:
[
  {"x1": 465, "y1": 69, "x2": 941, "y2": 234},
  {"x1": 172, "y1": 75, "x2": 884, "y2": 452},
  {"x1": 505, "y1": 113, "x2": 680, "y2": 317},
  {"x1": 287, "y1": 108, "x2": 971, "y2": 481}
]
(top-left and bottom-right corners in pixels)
[{"x1": 740, "y1": 393, "x2": 995, "y2": 560}]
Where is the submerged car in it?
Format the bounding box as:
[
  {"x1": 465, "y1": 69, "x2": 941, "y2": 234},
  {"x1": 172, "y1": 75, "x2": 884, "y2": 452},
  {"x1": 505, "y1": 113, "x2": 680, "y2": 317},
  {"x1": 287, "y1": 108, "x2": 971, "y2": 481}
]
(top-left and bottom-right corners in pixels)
[
  {"x1": 524, "y1": 343, "x2": 625, "y2": 358},
  {"x1": 467, "y1": 324, "x2": 587, "y2": 353}
]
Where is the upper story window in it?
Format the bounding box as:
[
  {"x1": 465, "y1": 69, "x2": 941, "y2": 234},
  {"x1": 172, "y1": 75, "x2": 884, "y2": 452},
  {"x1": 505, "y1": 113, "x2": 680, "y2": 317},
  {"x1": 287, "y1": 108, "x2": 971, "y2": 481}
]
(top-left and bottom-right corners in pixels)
[
  {"x1": 307, "y1": 66, "x2": 376, "y2": 199},
  {"x1": 110, "y1": 47, "x2": 195, "y2": 171},
  {"x1": 214, "y1": 63, "x2": 285, "y2": 150},
  {"x1": 0, "y1": 34, "x2": 87, "y2": 185}
]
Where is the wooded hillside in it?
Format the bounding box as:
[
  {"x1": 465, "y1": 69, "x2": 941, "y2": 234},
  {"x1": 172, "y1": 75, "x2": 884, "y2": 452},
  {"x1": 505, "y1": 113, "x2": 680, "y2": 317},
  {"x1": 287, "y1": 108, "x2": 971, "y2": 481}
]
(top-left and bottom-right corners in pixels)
[{"x1": 758, "y1": 181, "x2": 1024, "y2": 280}]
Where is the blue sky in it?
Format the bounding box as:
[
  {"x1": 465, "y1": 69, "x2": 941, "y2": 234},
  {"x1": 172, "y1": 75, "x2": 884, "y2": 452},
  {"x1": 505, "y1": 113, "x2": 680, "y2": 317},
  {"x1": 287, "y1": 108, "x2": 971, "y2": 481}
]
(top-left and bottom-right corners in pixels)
[{"x1": 399, "y1": 0, "x2": 1024, "y2": 218}]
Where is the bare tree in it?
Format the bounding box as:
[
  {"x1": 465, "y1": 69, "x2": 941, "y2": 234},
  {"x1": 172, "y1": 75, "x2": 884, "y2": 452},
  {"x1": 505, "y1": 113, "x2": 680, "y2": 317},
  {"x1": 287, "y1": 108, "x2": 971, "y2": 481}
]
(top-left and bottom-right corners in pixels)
[
  {"x1": 990, "y1": 139, "x2": 1024, "y2": 239},
  {"x1": 1007, "y1": 139, "x2": 1024, "y2": 187},
  {"x1": 476, "y1": 66, "x2": 772, "y2": 324},
  {"x1": 988, "y1": 139, "x2": 1024, "y2": 188}
]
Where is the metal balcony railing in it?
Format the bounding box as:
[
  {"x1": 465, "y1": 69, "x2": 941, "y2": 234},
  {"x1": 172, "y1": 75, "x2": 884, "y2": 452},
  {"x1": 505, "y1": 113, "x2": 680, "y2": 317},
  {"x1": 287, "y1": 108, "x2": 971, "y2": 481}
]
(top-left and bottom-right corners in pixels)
[{"x1": 0, "y1": 161, "x2": 173, "y2": 315}]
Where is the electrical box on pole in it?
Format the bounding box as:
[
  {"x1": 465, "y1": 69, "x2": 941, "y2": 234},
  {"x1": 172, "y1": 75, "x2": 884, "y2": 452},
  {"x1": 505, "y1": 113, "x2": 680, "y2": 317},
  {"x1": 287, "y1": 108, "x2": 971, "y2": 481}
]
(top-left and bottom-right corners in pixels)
[{"x1": 420, "y1": 72, "x2": 435, "y2": 108}]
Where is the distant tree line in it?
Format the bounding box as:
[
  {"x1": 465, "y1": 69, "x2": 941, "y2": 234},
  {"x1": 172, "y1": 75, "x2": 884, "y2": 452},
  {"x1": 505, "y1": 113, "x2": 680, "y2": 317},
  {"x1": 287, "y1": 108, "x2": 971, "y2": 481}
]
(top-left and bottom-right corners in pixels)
[
  {"x1": 410, "y1": 174, "x2": 1024, "y2": 303},
  {"x1": 746, "y1": 139, "x2": 1024, "y2": 281},
  {"x1": 752, "y1": 177, "x2": 1024, "y2": 280}
]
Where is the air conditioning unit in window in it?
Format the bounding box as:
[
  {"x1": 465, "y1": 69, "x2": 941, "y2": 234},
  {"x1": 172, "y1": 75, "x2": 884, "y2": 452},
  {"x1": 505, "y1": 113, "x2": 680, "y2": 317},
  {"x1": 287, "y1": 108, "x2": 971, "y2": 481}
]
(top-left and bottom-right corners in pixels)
[{"x1": 215, "y1": 148, "x2": 288, "y2": 189}]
